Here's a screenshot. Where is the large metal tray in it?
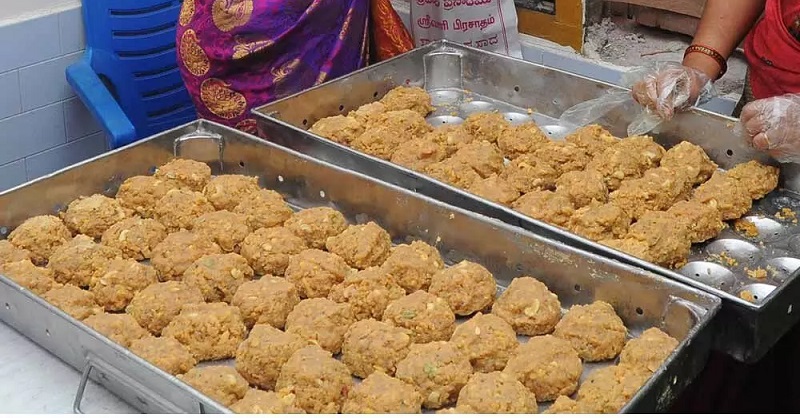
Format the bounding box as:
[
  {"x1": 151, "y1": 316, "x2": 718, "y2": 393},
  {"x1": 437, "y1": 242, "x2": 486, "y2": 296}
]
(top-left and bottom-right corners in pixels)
[
  {"x1": 0, "y1": 120, "x2": 719, "y2": 413},
  {"x1": 252, "y1": 40, "x2": 800, "y2": 363}
]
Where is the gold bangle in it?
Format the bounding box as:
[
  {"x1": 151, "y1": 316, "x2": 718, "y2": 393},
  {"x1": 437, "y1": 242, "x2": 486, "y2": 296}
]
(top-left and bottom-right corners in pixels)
[{"x1": 684, "y1": 44, "x2": 728, "y2": 80}]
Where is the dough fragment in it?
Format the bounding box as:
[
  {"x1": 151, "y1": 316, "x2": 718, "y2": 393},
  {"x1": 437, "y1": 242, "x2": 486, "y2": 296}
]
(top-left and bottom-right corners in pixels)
[
  {"x1": 162, "y1": 302, "x2": 247, "y2": 361},
  {"x1": 553, "y1": 301, "x2": 627, "y2": 362}
]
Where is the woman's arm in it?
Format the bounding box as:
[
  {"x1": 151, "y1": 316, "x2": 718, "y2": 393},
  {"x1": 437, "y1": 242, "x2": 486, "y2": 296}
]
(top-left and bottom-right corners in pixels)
[{"x1": 684, "y1": 0, "x2": 767, "y2": 79}]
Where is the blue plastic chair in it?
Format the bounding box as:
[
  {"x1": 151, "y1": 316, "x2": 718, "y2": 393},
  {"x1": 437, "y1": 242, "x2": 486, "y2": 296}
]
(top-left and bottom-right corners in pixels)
[{"x1": 66, "y1": 0, "x2": 197, "y2": 149}]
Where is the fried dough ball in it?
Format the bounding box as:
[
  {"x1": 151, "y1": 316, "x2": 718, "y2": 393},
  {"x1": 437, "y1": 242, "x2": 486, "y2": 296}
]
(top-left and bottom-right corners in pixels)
[
  {"x1": 610, "y1": 168, "x2": 691, "y2": 219},
  {"x1": 618, "y1": 327, "x2": 679, "y2": 373},
  {"x1": 325, "y1": 222, "x2": 391, "y2": 269},
  {"x1": 575, "y1": 365, "x2": 651, "y2": 413},
  {"x1": 233, "y1": 189, "x2": 294, "y2": 230},
  {"x1": 349, "y1": 101, "x2": 388, "y2": 127},
  {"x1": 285, "y1": 298, "x2": 356, "y2": 354},
  {"x1": 463, "y1": 112, "x2": 510, "y2": 144},
  {"x1": 599, "y1": 238, "x2": 654, "y2": 262},
  {"x1": 341, "y1": 319, "x2": 413, "y2": 378},
  {"x1": 284, "y1": 207, "x2": 348, "y2": 249},
  {"x1": 380, "y1": 86, "x2": 434, "y2": 116},
  {"x1": 564, "y1": 124, "x2": 618, "y2": 157},
  {"x1": 47, "y1": 235, "x2": 123, "y2": 287},
  {"x1": 62, "y1": 194, "x2": 129, "y2": 239},
  {"x1": 231, "y1": 275, "x2": 300, "y2": 329},
  {"x1": 568, "y1": 202, "x2": 631, "y2": 241},
  {"x1": 83, "y1": 313, "x2": 149, "y2": 348},
  {"x1": 101, "y1": 217, "x2": 167, "y2": 260},
  {"x1": 230, "y1": 389, "x2": 306, "y2": 414},
  {"x1": 1, "y1": 259, "x2": 59, "y2": 296},
  {"x1": 498, "y1": 121, "x2": 550, "y2": 160},
  {"x1": 492, "y1": 276, "x2": 561, "y2": 336},
  {"x1": 154, "y1": 159, "x2": 211, "y2": 192},
  {"x1": 512, "y1": 190, "x2": 575, "y2": 227},
  {"x1": 501, "y1": 154, "x2": 560, "y2": 193},
  {"x1": 556, "y1": 169, "x2": 608, "y2": 208},
  {"x1": 553, "y1": 301, "x2": 627, "y2": 362},
  {"x1": 150, "y1": 231, "x2": 222, "y2": 280},
  {"x1": 183, "y1": 253, "x2": 253, "y2": 303},
  {"x1": 275, "y1": 345, "x2": 354, "y2": 413},
  {"x1": 115, "y1": 175, "x2": 181, "y2": 218},
  {"x1": 617, "y1": 135, "x2": 665, "y2": 168},
  {"x1": 452, "y1": 141, "x2": 506, "y2": 178},
  {"x1": 504, "y1": 335, "x2": 582, "y2": 402},
  {"x1": 544, "y1": 396, "x2": 594, "y2": 414},
  {"x1": 383, "y1": 290, "x2": 456, "y2": 343},
  {"x1": 235, "y1": 324, "x2": 311, "y2": 390},
  {"x1": 202, "y1": 174, "x2": 261, "y2": 211},
  {"x1": 154, "y1": 189, "x2": 215, "y2": 232},
  {"x1": 395, "y1": 341, "x2": 473, "y2": 409},
  {"x1": 586, "y1": 143, "x2": 654, "y2": 191},
  {"x1": 343, "y1": 371, "x2": 423, "y2": 414},
  {"x1": 727, "y1": 160, "x2": 780, "y2": 200},
  {"x1": 424, "y1": 124, "x2": 475, "y2": 156},
  {"x1": 192, "y1": 210, "x2": 251, "y2": 253},
  {"x1": 162, "y1": 302, "x2": 247, "y2": 361},
  {"x1": 240, "y1": 227, "x2": 307, "y2": 276},
  {"x1": 352, "y1": 126, "x2": 404, "y2": 159},
  {"x1": 284, "y1": 249, "x2": 350, "y2": 298},
  {"x1": 329, "y1": 267, "x2": 405, "y2": 321},
  {"x1": 467, "y1": 174, "x2": 520, "y2": 206},
  {"x1": 90, "y1": 258, "x2": 158, "y2": 312},
  {"x1": 179, "y1": 366, "x2": 249, "y2": 407},
  {"x1": 456, "y1": 371, "x2": 538, "y2": 413},
  {"x1": 625, "y1": 211, "x2": 692, "y2": 268},
  {"x1": 660, "y1": 141, "x2": 718, "y2": 185},
  {"x1": 450, "y1": 313, "x2": 518, "y2": 372},
  {"x1": 43, "y1": 284, "x2": 102, "y2": 320},
  {"x1": 390, "y1": 138, "x2": 447, "y2": 171},
  {"x1": 126, "y1": 281, "x2": 204, "y2": 335},
  {"x1": 0, "y1": 239, "x2": 31, "y2": 265},
  {"x1": 533, "y1": 141, "x2": 591, "y2": 175},
  {"x1": 8, "y1": 215, "x2": 72, "y2": 265},
  {"x1": 130, "y1": 335, "x2": 197, "y2": 375},
  {"x1": 309, "y1": 115, "x2": 364, "y2": 144},
  {"x1": 667, "y1": 199, "x2": 725, "y2": 243},
  {"x1": 425, "y1": 157, "x2": 482, "y2": 189},
  {"x1": 429, "y1": 260, "x2": 496, "y2": 316},
  {"x1": 381, "y1": 240, "x2": 444, "y2": 293}
]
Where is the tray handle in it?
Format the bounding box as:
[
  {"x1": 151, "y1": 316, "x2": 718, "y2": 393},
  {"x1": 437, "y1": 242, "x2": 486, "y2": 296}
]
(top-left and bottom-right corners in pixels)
[
  {"x1": 173, "y1": 124, "x2": 226, "y2": 172},
  {"x1": 73, "y1": 355, "x2": 185, "y2": 414}
]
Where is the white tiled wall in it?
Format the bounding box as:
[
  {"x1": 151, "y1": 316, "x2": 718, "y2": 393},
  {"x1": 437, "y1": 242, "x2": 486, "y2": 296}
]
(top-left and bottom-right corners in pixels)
[{"x1": 0, "y1": 6, "x2": 107, "y2": 192}]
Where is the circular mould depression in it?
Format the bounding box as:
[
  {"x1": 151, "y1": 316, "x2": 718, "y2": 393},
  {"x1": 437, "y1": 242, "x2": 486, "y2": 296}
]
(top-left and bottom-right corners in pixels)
[
  {"x1": 459, "y1": 100, "x2": 496, "y2": 114},
  {"x1": 705, "y1": 239, "x2": 762, "y2": 263},
  {"x1": 542, "y1": 125, "x2": 570, "y2": 139},
  {"x1": 737, "y1": 283, "x2": 777, "y2": 304},
  {"x1": 502, "y1": 112, "x2": 533, "y2": 126},
  {"x1": 678, "y1": 261, "x2": 736, "y2": 292},
  {"x1": 426, "y1": 115, "x2": 464, "y2": 126},
  {"x1": 430, "y1": 89, "x2": 462, "y2": 106},
  {"x1": 739, "y1": 216, "x2": 785, "y2": 242},
  {"x1": 766, "y1": 257, "x2": 800, "y2": 283}
]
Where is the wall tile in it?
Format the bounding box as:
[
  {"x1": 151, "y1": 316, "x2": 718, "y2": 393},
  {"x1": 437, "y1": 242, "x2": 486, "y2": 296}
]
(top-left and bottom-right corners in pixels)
[
  {"x1": 0, "y1": 159, "x2": 27, "y2": 192},
  {"x1": 0, "y1": 103, "x2": 66, "y2": 166},
  {"x1": 0, "y1": 14, "x2": 61, "y2": 74},
  {"x1": 19, "y1": 52, "x2": 83, "y2": 112},
  {"x1": 0, "y1": 70, "x2": 21, "y2": 120},
  {"x1": 25, "y1": 131, "x2": 107, "y2": 180},
  {"x1": 64, "y1": 97, "x2": 101, "y2": 141},
  {"x1": 59, "y1": 7, "x2": 86, "y2": 54}
]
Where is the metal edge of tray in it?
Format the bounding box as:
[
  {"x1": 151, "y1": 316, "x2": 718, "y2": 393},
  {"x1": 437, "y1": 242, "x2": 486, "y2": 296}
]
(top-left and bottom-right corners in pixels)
[
  {"x1": 250, "y1": 40, "x2": 800, "y2": 363},
  {"x1": 0, "y1": 119, "x2": 721, "y2": 413}
]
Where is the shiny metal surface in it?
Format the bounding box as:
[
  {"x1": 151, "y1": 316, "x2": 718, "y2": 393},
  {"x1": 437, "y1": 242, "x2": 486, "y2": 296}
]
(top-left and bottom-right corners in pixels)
[
  {"x1": 251, "y1": 40, "x2": 800, "y2": 363},
  {"x1": 0, "y1": 120, "x2": 719, "y2": 413}
]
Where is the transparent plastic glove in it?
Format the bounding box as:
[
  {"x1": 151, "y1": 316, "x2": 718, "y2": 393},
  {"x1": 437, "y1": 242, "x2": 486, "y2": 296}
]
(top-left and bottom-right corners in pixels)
[{"x1": 740, "y1": 94, "x2": 800, "y2": 163}]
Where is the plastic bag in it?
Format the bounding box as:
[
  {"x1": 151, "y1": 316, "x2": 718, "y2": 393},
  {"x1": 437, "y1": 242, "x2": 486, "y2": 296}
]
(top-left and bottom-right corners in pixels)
[
  {"x1": 559, "y1": 63, "x2": 716, "y2": 137},
  {"x1": 739, "y1": 94, "x2": 800, "y2": 164},
  {"x1": 410, "y1": 0, "x2": 523, "y2": 58}
]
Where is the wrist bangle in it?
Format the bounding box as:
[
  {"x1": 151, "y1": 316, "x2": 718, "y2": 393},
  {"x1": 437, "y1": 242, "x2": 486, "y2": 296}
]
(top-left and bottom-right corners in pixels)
[{"x1": 684, "y1": 44, "x2": 728, "y2": 80}]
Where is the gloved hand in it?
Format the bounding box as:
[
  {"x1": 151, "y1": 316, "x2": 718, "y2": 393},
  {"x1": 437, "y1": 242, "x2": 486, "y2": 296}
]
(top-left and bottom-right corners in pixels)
[
  {"x1": 630, "y1": 62, "x2": 716, "y2": 121},
  {"x1": 740, "y1": 94, "x2": 800, "y2": 163}
]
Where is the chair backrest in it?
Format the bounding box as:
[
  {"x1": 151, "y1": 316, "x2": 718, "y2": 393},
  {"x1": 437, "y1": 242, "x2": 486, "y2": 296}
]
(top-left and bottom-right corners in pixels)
[{"x1": 83, "y1": 0, "x2": 196, "y2": 139}]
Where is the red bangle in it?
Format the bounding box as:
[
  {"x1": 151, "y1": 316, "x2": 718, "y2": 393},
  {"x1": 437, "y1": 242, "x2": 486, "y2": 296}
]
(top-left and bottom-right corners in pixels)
[{"x1": 684, "y1": 44, "x2": 728, "y2": 80}]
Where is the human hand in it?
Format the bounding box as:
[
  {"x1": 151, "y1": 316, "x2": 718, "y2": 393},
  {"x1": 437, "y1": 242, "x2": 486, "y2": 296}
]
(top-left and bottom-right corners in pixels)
[
  {"x1": 630, "y1": 62, "x2": 715, "y2": 121},
  {"x1": 740, "y1": 94, "x2": 800, "y2": 163}
]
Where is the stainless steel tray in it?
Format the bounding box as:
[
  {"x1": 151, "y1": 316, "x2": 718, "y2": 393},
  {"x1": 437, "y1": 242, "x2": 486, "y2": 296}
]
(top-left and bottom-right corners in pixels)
[
  {"x1": 252, "y1": 40, "x2": 800, "y2": 363},
  {"x1": 0, "y1": 120, "x2": 719, "y2": 413}
]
